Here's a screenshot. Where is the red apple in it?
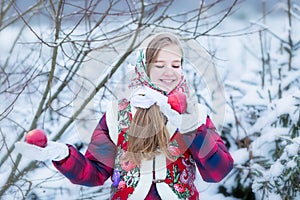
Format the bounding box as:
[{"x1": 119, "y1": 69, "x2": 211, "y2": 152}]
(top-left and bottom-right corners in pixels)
[
  {"x1": 25, "y1": 129, "x2": 48, "y2": 148},
  {"x1": 167, "y1": 90, "x2": 187, "y2": 114}
]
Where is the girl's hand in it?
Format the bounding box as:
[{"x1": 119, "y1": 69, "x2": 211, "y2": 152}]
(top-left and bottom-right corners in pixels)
[
  {"x1": 130, "y1": 86, "x2": 206, "y2": 133},
  {"x1": 14, "y1": 141, "x2": 69, "y2": 161},
  {"x1": 130, "y1": 86, "x2": 168, "y2": 109}
]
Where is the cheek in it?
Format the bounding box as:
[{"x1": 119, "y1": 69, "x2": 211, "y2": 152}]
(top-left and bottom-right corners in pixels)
[
  {"x1": 174, "y1": 68, "x2": 182, "y2": 77},
  {"x1": 149, "y1": 68, "x2": 159, "y2": 80}
]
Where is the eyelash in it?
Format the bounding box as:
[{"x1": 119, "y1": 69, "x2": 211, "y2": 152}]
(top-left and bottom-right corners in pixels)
[{"x1": 155, "y1": 65, "x2": 181, "y2": 69}]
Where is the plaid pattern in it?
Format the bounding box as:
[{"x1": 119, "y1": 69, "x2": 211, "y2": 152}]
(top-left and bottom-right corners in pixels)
[
  {"x1": 53, "y1": 114, "x2": 233, "y2": 199},
  {"x1": 53, "y1": 114, "x2": 116, "y2": 186},
  {"x1": 182, "y1": 116, "x2": 234, "y2": 183}
]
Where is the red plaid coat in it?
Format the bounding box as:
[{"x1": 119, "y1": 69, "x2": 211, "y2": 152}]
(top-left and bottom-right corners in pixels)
[{"x1": 53, "y1": 105, "x2": 233, "y2": 199}]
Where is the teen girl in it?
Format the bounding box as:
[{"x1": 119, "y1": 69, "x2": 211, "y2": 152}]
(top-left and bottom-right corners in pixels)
[{"x1": 16, "y1": 32, "x2": 233, "y2": 199}]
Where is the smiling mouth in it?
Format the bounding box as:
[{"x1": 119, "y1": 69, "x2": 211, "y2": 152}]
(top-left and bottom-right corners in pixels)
[{"x1": 160, "y1": 79, "x2": 175, "y2": 83}]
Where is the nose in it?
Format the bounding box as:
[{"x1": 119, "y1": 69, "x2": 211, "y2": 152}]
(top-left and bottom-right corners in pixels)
[{"x1": 163, "y1": 65, "x2": 175, "y2": 75}]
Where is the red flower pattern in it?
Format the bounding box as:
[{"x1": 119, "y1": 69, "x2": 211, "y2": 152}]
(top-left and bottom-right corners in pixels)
[
  {"x1": 120, "y1": 153, "x2": 136, "y2": 172},
  {"x1": 112, "y1": 186, "x2": 134, "y2": 200},
  {"x1": 120, "y1": 160, "x2": 136, "y2": 172},
  {"x1": 118, "y1": 180, "x2": 126, "y2": 190},
  {"x1": 118, "y1": 99, "x2": 130, "y2": 111},
  {"x1": 168, "y1": 145, "x2": 181, "y2": 157},
  {"x1": 174, "y1": 183, "x2": 186, "y2": 193}
]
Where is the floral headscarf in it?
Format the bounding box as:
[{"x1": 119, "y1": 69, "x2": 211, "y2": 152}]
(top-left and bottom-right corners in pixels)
[{"x1": 128, "y1": 49, "x2": 190, "y2": 97}]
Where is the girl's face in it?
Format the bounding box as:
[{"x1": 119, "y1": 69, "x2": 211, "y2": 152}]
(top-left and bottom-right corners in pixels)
[{"x1": 149, "y1": 44, "x2": 182, "y2": 93}]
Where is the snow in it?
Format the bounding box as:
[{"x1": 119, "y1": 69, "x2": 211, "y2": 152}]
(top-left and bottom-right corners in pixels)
[
  {"x1": 270, "y1": 161, "x2": 284, "y2": 177},
  {"x1": 286, "y1": 141, "x2": 299, "y2": 153},
  {"x1": 231, "y1": 148, "x2": 249, "y2": 165}
]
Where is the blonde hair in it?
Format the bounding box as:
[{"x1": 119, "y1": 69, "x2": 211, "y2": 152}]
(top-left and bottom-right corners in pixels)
[{"x1": 125, "y1": 33, "x2": 183, "y2": 164}]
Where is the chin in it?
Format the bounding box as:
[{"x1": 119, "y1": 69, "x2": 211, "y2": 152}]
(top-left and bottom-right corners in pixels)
[
  {"x1": 154, "y1": 82, "x2": 176, "y2": 93},
  {"x1": 160, "y1": 86, "x2": 175, "y2": 93}
]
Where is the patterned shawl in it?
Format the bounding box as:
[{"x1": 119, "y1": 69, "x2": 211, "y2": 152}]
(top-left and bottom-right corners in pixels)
[{"x1": 128, "y1": 49, "x2": 190, "y2": 97}]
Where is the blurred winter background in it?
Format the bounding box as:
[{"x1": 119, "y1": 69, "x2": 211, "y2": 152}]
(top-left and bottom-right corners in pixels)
[{"x1": 0, "y1": 0, "x2": 299, "y2": 199}]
